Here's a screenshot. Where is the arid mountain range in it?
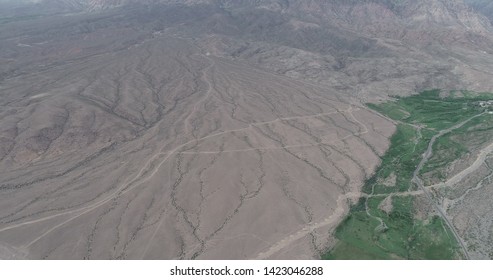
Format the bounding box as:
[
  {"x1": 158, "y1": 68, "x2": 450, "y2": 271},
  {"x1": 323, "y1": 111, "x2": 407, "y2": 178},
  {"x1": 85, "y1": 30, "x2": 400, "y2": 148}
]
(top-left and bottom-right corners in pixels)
[
  {"x1": 3, "y1": 0, "x2": 493, "y2": 97},
  {"x1": 1, "y1": 0, "x2": 493, "y2": 259}
]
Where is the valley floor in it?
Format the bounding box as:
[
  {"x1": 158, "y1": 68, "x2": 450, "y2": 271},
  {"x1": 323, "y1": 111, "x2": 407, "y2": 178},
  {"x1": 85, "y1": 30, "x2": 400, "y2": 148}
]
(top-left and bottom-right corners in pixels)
[{"x1": 325, "y1": 90, "x2": 493, "y2": 259}]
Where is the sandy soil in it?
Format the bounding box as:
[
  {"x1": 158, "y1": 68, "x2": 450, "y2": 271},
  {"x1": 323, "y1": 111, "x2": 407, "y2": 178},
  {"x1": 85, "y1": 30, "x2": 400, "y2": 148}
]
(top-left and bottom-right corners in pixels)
[{"x1": 0, "y1": 33, "x2": 395, "y2": 259}]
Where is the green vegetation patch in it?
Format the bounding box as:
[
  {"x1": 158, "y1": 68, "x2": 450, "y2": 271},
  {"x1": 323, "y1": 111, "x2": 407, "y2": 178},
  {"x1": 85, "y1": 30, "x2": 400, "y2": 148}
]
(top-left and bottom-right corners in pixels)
[
  {"x1": 421, "y1": 134, "x2": 468, "y2": 181},
  {"x1": 324, "y1": 195, "x2": 460, "y2": 259},
  {"x1": 323, "y1": 89, "x2": 493, "y2": 260},
  {"x1": 422, "y1": 105, "x2": 493, "y2": 184}
]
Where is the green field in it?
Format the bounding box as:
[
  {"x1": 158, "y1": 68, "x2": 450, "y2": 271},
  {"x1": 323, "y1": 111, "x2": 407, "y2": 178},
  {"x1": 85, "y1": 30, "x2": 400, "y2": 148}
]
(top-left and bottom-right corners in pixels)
[{"x1": 323, "y1": 90, "x2": 493, "y2": 260}]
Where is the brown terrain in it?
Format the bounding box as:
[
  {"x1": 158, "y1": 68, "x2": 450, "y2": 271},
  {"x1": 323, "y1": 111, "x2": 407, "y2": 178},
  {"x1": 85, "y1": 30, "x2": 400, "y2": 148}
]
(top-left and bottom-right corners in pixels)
[{"x1": 0, "y1": 0, "x2": 493, "y2": 259}]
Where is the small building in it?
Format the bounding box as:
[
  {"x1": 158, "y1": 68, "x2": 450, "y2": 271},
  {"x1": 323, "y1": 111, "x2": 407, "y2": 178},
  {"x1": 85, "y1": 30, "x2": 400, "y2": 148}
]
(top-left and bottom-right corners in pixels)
[{"x1": 477, "y1": 100, "x2": 493, "y2": 108}]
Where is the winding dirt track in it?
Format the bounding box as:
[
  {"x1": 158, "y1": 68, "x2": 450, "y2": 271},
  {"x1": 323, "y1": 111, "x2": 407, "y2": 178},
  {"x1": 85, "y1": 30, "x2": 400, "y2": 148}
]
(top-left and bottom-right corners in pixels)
[
  {"x1": 427, "y1": 141, "x2": 493, "y2": 189},
  {"x1": 0, "y1": 107, "x2": 354, "y2": 237},
  {"x1": 0, "y1": 35, "x2": 395, "y2": 259},
  {"x1": 256, "y1": 192, "x2": 361, "y2": 259},
  {"x1": 256, "y1": 115, "x2": 493, "y2": 260},
  {"x1": 411, "y1": 114, "x2": 486, "y2": 260}
]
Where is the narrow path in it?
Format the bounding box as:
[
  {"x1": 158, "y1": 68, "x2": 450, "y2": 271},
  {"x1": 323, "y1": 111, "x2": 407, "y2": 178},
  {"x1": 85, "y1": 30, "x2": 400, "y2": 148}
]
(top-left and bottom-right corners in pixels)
[
  {"x1": 256, "y1": 112, "x2": 489, "y2": 260},
  {"x1": 0, "y1": 105, "x2": 359, "y2": 251},
  {"x1": 141, "y1": 159, "x2": 173, "y2": 258},
  {"x1": 410, "y1": 114, "x2": 485, "y2": 260},
  {"x1": 427, "y1": 141, "x2": 493, "y2": 189},
  {"x1": 256, "y1": 192, "x2": 361, "y2": 259}
]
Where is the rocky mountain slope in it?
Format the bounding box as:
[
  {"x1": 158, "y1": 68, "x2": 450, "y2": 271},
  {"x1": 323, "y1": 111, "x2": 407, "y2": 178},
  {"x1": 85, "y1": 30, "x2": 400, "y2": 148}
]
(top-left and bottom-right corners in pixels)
[
  {"x1": 1, "y1": 0, "x2": 493, "y2": 260},
  {"x1": 9, "y1": 0, "x2": 493, "y2": 46},
  {"x1": 465, "y1": 0, "x2": 493, "y2": 22},
  {"x1": 3, "y1": 0, "x2": 493, "y2": 102}
]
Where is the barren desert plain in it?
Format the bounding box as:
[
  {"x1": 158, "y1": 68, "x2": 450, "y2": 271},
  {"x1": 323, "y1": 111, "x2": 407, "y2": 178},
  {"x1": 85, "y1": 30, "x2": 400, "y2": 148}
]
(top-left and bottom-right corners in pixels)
[{"x1": 1, "y1": 0, "x2": 493, "y2": 260}]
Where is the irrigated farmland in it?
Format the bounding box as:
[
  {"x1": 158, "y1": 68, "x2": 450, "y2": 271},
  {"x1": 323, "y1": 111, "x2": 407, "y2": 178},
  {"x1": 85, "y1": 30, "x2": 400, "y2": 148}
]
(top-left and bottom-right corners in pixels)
[{"x1": 325, "y1": 90, "x2": 493, "y2": 259}]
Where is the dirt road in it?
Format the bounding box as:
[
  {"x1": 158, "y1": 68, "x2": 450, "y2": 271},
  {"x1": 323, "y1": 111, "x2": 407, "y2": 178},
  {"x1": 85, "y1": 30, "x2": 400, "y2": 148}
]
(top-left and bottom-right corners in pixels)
[
  {"x1": 410, "y1": 114, "x2": 485, "y2": 260},
  {"x1": 428, "y1": 141, "x2": 493, "y2": 189},
  {"x1": 256, "y1": 192, "x2": 361, "y2": 259}
]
